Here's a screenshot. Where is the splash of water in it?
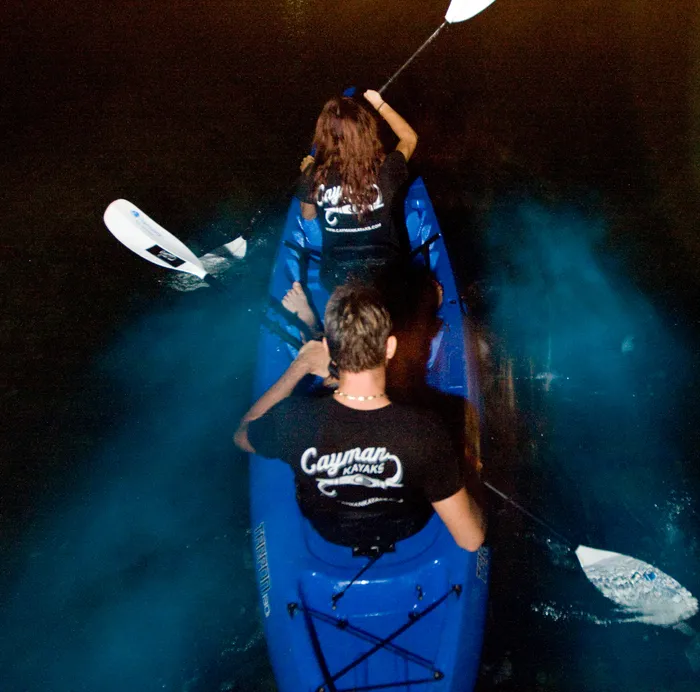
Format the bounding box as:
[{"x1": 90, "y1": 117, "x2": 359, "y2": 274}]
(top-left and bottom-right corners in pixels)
[
  {"x1": 531, "y1": 601, "x2": 616, "y2": 626},
  {"x1": 167, "y1": 252, "x2": 237, "y2": 292}
]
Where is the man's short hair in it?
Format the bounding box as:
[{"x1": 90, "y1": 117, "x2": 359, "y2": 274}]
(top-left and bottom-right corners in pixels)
[{"x1": 324, "y1": 283, "x2": 392, "y2": 373}]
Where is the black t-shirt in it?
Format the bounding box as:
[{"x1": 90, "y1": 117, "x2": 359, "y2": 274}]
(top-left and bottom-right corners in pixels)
[
  {"x1": 296, "y1": 150, "x2": 409, "y2": 263},
  {"x1": 247, "y1": 395, "x2": 463, "y2": 547}
]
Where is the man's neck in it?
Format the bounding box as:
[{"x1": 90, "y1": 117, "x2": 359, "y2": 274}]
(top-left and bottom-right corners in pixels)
[{"x1": 333, "y1": 367, "x2": 390, "y2": 410}]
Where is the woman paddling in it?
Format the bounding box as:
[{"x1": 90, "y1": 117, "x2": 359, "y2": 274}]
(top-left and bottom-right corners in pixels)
[{"x1": 283, "y1": 89, "x2": 418, "y2": 328}]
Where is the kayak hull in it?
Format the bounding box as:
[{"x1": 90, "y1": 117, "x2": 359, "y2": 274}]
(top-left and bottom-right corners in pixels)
[{"x1": 249, "y1": 177, "x2": 489, "y2": 691}]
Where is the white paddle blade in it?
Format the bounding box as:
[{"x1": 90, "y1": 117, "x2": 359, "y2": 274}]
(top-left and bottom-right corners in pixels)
[
  {"x1": 576, "y1": 545, "x2": 698, "y2": 626},
  {"x1": 104, "y1": 199, "x2": 208, "y2": 279},
  {"x1": 575, "y1": 545, "x2": 623, "y2": 567},
  {"x1": 445, "y1": 0, "x2": 496, "y2": 23},
  {"x1": 224, "y1": 236, "x2": 247, "y2": 259}
]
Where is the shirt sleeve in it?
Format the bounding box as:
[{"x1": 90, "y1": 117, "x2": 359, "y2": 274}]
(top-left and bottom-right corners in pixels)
[
  {"x1": 246, "y1": 398, "x2": 295, "y2": 460},
  {"x1": 418, "y1": 417, "x2": 464, "y2": 503}
]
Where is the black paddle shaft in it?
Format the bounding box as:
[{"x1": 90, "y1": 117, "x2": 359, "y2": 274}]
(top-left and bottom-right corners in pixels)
[
  {"x1": 483, "y1": 481, "x2": 575, "y2": 549},
  {"x1": 203, "y1": 274, "x2": 304, "y2": 351},
  {"x1": 379, "y1": 22, "x2": 447, "y2": 94}
]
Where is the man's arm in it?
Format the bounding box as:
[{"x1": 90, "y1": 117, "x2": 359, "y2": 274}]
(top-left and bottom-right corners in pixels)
[
  {"x1": 234, "y1": 340, "x2": 329, "y2": 453},
  {"x1": 432, "y1": 488, "x2": 485, "y2": 552}
]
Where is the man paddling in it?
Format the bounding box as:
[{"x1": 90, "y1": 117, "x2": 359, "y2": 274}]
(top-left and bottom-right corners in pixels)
[{"x1": 234, "y1": 283, "x2": 485, "y2": 553}]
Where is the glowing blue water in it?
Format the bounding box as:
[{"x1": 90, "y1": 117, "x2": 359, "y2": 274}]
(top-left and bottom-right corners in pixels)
[
  {"x1": 0, "y1": 250, "x2": 275, "y2": 690},
  {"x1": 480, "y1": 195, "x2": 700, "y2": 689}
]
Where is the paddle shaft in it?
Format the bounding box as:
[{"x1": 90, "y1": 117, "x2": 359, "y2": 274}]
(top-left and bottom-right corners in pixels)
[
  {"x1": 380, "y1": 23, "x2": 448, "y2": 95},
  {"x1": 203, "y1": 275, "x2": 304, "y2": 351},
  {"x1": 483, "y1": 481, "x2": 574, "y2": 549},
  {"x1": 104, "y1": 200, "x2": 304, "y2": 351}
]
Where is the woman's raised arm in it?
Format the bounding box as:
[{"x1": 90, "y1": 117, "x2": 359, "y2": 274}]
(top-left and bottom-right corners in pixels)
[{"x1": 364, "y1": 89, "x2": 418, "y2": 161}]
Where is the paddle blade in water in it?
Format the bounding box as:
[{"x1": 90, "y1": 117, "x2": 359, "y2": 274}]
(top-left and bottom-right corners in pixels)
[
  {"x1": 445, "y1": 0, "x2": 497, "y2": 24},
  {"x1": 224, "y1": 236, "x2": 247, "y2": 259},
  {"x1": 104, "y1": 199, "x2": 208, "y2": 279},
  {"x1": 576, "y1": 546, "x2": 698, "y2": 626}
]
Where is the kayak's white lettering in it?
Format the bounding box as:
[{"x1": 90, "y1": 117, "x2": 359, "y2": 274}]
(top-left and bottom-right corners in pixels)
[{"x1": 253, "y1": 522, "x2": 272, "y2": 617}]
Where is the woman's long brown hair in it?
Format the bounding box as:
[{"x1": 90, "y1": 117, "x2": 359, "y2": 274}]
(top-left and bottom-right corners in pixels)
[{"x1": 311, "y1": 96, "x2": 384, "y2": 218}]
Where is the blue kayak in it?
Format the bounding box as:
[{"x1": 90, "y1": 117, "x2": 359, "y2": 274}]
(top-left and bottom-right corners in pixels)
[{"x1": 249, "y1": 176, "x2": 490, "y2": 692}]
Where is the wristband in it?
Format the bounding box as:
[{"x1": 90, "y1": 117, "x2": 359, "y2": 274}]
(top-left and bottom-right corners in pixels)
[{"x1": 378, "y1": 101, "x2": 386, "y2": 113}]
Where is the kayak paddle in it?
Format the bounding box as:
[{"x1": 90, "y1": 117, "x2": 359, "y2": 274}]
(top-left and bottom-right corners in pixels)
[
  {"x1": 103, "y1": 199, "x2": 302, "y2": 349},
  {"x1": 103, "y1": 199, "x2": 246, "y2": 276},
  {"x1": 484, "y1": 481, "x2": 698, "y2": 625},
  {"x1": 380, "y1": 0, "x2": 497, "y2": 94}
]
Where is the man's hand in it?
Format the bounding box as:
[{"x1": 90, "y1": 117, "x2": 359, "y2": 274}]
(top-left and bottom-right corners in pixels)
[{"x1": 296, "y1": 340, "x2": 330, "y2": 379}]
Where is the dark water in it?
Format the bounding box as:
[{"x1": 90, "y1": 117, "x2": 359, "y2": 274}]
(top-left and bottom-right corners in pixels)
[{"x1": 2, "y1": 0, "x2": 700, "y2": 690}]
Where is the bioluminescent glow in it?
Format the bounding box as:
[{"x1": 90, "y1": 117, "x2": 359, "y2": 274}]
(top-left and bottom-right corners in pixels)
[
  {"x1": 483, "y1": 195, "x2": 697, "y2": 630},
  {"x1": 0, "y1": 285, "x2": 270, "y2": 691}
]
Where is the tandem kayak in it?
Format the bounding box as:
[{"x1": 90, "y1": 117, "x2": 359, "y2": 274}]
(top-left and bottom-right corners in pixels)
[{"x1": 249, "y1": 176, "x2": 490, "y2": 692}]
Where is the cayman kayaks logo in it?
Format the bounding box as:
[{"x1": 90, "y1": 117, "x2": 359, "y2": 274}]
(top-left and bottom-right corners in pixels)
[
  {"x1": 315, "y1": 183, "x2": 384, "y2": 231},
  {"x1": 253, "y1": 522, "x2": 271, "y2": 617},
  {"x1": 300, "y1": 446, "x2": 403, "y2": 505}
]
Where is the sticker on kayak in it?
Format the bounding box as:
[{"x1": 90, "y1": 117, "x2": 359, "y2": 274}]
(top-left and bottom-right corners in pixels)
[
  {"x1": 254, "y1": 522, "x2": 272, "y2": 617},
  {"x1": 476, "y1": 546, "x2": 490, "y2": 584},
  {"x1": 146, "y1": 244, "x2": 186, "y2": 267}
]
